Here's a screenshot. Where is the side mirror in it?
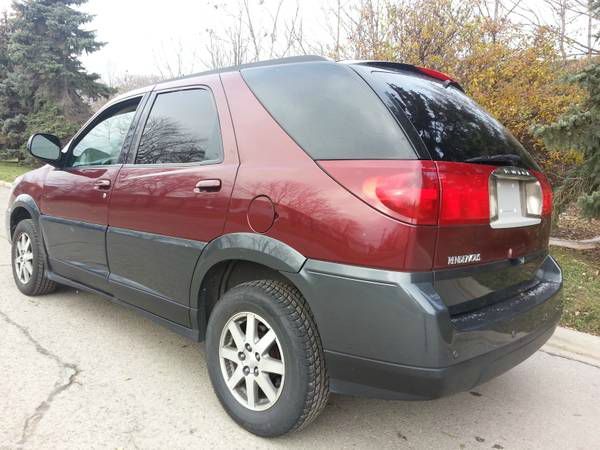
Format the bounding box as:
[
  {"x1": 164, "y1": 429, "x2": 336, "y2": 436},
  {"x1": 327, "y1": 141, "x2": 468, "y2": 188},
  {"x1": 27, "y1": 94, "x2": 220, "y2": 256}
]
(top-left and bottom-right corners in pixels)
[{"x1": 27, "y1": 133, "x2": 62, "y2": 165}]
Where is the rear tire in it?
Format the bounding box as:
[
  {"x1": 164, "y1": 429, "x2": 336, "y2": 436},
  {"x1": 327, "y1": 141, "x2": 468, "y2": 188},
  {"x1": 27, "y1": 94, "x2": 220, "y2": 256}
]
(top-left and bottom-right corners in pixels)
[
  {"x1": 11, "y1": 219, "x2": 56, "y2": 296},
  {"x1": 206, "y1": 280, "x2": 329, "y2": 437}
]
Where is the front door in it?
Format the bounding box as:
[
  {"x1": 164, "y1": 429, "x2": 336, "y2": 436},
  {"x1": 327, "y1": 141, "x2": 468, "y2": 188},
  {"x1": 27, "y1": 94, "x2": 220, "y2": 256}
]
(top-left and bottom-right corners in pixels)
[
  {"x1": 40, "y1": 96, "x2": 144, "y2": 291},
  {"x1": 106, "y1": 77, "x2": 239, "y2": 325}
]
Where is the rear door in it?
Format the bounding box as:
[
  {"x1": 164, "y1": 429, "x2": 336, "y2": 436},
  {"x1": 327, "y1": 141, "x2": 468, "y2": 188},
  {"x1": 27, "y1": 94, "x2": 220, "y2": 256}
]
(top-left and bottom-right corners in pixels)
[
  {"x1": 106, "y1": 76, "x2": 239, "y2": 325},
  {"x1": 40, "y1": 96, "x2": 144, "y2": 291}
]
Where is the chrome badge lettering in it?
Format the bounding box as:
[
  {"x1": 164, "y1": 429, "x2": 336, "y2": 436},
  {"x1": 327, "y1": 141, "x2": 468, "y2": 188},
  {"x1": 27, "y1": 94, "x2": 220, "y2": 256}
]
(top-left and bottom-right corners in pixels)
[
  {"x1": 448, "y1": 253, "x2": 481, "y2": 265},
  {"x1": 495, "y1": 167, "x2": 531, "y2": 177}
]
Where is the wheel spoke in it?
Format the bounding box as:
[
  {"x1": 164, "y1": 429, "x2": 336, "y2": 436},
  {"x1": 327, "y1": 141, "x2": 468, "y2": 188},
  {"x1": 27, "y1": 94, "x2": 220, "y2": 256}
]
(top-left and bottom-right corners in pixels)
[
  {"x1": 246, "y1": 377, "x2": 256, "y2": 409},
  {"x1": 260, "y1": 356, "x2": 284, "y2": 375},
  {"x1": 23, "y1": 253, "x2": 33, "y2": 262},
  {"x1": 256, "y1": 373, "x2": 278, "y2": 402},
  {"x1": 227, "y1": 321, "x2": 245, "y2": 351},
  {"x1": 24, "y1": 261, "x2": 33, "y2": 275},
  {"x1": 219, "y1": 311, "x2": 285, "y2": 411},
  {"x1": 219, "y1": 346, "x2": 239, "y2": 362},
  {"x1": 245, "y1": 313, "x2": 256, "y2": 345},
  {"x1": 227, "y1": 366, "x2": 244, "y2": 390},
  {"x1": 255, "y1": 329, "x2": 276, "y2": 355}
]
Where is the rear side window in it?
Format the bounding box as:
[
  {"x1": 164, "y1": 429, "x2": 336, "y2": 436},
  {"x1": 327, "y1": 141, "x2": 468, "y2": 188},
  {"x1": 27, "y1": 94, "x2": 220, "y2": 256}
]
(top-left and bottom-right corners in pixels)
[
  {"x1": 372, "y1": 70, "x2": 538, "y2": 169},
  {"x1": 135, "y1": 89, "x2": 223, "y2": 165},
  {"x1": 241, "y1": 62, "x2": 416, "y2": 160}
]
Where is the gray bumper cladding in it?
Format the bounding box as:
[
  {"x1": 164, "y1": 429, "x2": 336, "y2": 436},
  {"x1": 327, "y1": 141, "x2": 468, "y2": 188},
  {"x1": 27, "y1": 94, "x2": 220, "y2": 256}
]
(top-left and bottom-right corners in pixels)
[{"x1": 286, "y1": 256, "x2": 563, "y2": 400}]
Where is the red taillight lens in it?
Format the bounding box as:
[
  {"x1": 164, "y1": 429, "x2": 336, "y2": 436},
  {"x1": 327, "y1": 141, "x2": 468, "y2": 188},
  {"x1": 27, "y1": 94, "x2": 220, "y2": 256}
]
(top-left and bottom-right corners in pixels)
[
  {"x1": 436, "y1": 162, "x2": 496, "y2": 225},
  {"x1": 532, "y1": 170, "x2": 553, "y2": 216},
  {"x1": 374, "y1": 163, "x2": 440, "y2": 224},
  {"x1": 320, "y1": 160, "x2": 544, "y2": 226},
  {"x1": 318, "y1": 160, "x2": 440, "y2": 225}
]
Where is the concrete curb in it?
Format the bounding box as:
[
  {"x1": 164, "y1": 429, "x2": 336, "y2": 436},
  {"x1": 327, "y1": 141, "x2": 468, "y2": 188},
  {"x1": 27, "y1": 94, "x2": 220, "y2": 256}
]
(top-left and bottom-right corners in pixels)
[
  {"x1": 544, "y1": 326, "x2": 600, "y2": 367},
  {"x1": 0, "y1": 181, "x2": 12, "y2": 189}
]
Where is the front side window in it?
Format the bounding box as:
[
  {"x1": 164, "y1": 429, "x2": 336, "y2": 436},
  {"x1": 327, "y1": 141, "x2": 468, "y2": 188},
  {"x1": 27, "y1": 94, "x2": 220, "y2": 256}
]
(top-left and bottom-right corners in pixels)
[
  {"x1": 135, "y1": 89, "x2": 223, "y2": 165},
  {"x1": 69, "y1": 102, "x2": 138, "y2": 167}
]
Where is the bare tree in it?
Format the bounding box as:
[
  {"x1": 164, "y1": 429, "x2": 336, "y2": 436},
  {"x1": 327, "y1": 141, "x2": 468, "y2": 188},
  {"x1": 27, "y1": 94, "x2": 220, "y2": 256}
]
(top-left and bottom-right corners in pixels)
[
  {"x1": 492, "y1": 0, "x2": 599, "y2": 58},
  {"x1": 153, "y1": 38, "x2": 199, "y2": 79},
  {"x1": 203, "y1": 0, "x2": 306, "y2": 70}
]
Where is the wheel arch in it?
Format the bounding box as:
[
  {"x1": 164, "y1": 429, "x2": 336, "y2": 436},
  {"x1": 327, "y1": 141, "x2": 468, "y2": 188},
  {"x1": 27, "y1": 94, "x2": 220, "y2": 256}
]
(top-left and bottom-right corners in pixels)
[
  {"x1": 9, "y1": 194, "x2": 41, "y2": 240},
  {"x1": 190, "y1": 233, "x2": 307, "y2": 338}
]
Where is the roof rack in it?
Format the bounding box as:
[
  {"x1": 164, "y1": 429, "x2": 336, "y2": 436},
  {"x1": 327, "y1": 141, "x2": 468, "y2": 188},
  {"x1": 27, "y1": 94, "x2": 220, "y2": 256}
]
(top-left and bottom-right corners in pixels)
[{"x1": 162, "y1": 55, "x2": 329, "y2": 83}]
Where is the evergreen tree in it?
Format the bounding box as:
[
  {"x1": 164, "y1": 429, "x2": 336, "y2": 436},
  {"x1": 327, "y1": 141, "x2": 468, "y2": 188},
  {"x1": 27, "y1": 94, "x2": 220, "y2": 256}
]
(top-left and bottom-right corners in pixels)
[
  {"x1": 8, "y1": 0, "x2": 112, "y2": 119},
  {"x1": 536, "y1": 2, "x2": 600, "y2": 219},
  {"x1": 0, "y1": 10, "x2": 25, "y2": 152}
]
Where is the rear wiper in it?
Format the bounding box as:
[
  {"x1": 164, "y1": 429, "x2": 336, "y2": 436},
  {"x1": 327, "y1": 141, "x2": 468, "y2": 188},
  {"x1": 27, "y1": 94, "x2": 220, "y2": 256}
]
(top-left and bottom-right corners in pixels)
[{"x1": 465, "y1": 154, "x2": 521, "y2": 165}]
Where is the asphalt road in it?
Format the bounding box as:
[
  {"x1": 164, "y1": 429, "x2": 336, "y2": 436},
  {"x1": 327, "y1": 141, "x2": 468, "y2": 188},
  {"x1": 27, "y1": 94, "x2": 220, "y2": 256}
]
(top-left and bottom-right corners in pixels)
[{"x1": 1, "y1": 187, "x2": 599, "y2": 450}]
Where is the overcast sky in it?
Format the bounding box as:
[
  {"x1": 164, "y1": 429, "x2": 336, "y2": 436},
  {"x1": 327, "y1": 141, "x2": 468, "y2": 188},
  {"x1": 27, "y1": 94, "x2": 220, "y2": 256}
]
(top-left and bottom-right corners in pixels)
[
  {"x1": 0, "y1": 0, "x2": 330, "y2": 81},
  {"x1": 0, "y1": 0, "x2": 595, "y2": 84}
]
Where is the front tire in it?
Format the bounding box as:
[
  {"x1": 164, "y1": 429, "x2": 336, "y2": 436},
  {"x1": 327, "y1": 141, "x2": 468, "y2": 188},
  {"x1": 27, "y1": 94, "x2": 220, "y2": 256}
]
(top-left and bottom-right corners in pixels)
[
  {"x1": 11, "y1": 219, "x2": 56, "y2": 296},
  {"x1": 206, "y1": 280, "x2": 329, "y2": 437}
]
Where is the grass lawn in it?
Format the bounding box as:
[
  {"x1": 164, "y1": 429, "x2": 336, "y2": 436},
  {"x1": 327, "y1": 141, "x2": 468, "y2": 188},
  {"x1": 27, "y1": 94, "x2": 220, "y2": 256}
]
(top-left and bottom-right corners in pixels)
[
  {"x1": 551, "y1": 247, "x2": 600, "y2": 336},
  {"x1": 0, "y1": 161, "x2": 31, "y2": 182}
]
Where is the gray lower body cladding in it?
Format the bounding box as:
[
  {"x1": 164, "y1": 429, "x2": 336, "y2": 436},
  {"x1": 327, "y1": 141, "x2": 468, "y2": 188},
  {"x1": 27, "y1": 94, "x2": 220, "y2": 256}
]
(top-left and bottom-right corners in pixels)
[{"x1": 286, "y1": 255, "x2": 563, "y2": 400}]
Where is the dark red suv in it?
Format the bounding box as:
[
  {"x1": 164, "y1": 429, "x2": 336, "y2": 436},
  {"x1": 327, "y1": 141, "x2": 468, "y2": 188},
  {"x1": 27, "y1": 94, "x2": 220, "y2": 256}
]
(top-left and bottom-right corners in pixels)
[{"x1": 8, "y1": 56, "x2": 562, "y2": 436}]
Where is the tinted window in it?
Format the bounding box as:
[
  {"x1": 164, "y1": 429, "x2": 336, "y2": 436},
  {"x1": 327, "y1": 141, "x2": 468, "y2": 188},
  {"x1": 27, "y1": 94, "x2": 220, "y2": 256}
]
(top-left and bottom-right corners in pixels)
[
  {"x1": 372, "y1": 70, "x2": 538, "y2": 169},
  {"x1": 136, "y1": 89, "x2": 223, "y2": 165},
  {"x1": 70, "y1": 103, "x2": 137, "y2": 167},
  {"x1": 241, "y1": 62, "x2": 415, "y2": 160}
]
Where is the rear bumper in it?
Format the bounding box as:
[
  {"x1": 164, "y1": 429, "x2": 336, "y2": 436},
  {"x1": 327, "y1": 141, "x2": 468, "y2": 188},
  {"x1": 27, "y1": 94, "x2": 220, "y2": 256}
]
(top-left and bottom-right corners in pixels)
[
  {"x1": 324, "y1": 316, "x2": 557, "y2": 400},
  {"x1": 286, "y1": 255, "x2": 562, "y2": 400}
]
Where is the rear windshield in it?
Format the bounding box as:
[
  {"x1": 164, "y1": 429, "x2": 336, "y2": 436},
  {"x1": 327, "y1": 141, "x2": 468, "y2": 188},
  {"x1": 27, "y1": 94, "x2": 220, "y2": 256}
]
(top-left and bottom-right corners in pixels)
[
  {"x1": 371, "y1": 70, "x2": 538, "y2": 170},
  {"x1": 241, "y1": 62, "x2": 416, "y2": 160}
]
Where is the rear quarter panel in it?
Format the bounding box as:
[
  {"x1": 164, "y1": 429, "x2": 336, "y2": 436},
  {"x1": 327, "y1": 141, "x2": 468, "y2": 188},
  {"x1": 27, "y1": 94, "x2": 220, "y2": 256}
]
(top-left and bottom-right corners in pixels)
[{"x1": 220, "y1": 71, "x2": 436, "y2": 271}]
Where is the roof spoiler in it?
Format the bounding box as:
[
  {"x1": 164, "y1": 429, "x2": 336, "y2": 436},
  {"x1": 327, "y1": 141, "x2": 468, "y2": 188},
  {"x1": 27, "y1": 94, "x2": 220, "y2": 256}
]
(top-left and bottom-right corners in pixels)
[{"x1": 343, "y1": 60, "x2": 464, "y2": 92}]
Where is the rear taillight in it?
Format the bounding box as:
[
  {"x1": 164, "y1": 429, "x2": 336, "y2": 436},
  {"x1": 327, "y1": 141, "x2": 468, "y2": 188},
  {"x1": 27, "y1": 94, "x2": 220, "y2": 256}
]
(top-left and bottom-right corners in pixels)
[
  {"x1": 532, "y1": 170, "x2": 553, "y2": 216},
  {"x1": 319, "y1": 160, "x2": 544, "y2": 226},
  {"x1": 436, "y1": 162, "x2": 496, "y2": 225},
  {"x1": 318, "y1": 160, "x2": 440, "y2": 225}
]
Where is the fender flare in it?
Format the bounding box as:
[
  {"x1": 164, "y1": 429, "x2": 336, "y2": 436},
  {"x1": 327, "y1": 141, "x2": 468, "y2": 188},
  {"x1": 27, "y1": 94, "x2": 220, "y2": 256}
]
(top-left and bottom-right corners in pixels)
[
  {"x1": 9, "y1": 194, "x2": 42, "y2": 239},
  {"x1": 188, "y1": 232, "x2": 306, "y2": 311}
]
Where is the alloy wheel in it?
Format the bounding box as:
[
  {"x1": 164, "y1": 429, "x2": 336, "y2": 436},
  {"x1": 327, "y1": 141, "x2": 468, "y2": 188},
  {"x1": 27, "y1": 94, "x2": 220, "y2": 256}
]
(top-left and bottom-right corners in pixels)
[
  {"x1": 219, "y1": 311, "x2": 285, "y2": 411},
  {"x1": 15, "y1": 232, "x2": 34, "y2": 284}
]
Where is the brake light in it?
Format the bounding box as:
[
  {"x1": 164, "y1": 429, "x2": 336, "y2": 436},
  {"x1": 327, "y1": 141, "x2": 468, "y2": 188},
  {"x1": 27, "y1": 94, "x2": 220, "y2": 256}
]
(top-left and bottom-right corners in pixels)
[
  {"x1": 415, "y1": 66, "x2": 455, "y2": 83},
  {"x1": 318, "y1": 160, "x2": 440, "y2": 225},
  {"x1": 532, "y1": 170, "x2": 553, "y2": 216},
  {"x1": 436, "y1": 162, "x2": 496, "y2": 225}
]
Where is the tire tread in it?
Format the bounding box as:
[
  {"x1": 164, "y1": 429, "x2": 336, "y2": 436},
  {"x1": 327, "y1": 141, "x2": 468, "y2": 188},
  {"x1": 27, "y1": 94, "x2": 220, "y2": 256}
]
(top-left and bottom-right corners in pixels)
[
  {"x1": 240, "y1": 279, "x2": 329, "y2": 433},
  {"x1": 13, "y1": 219, "x2": 56, "y2": 295}
]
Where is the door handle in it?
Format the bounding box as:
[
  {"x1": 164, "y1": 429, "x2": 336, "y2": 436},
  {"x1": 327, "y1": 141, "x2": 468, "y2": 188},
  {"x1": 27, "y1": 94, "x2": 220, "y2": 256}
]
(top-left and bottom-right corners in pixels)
[
  {"x1": 94, "y1": 179, "x2": 111, "y2": 190},
  {"x1": 194, "y1": 179, "x2": 221, "y2": 193}
]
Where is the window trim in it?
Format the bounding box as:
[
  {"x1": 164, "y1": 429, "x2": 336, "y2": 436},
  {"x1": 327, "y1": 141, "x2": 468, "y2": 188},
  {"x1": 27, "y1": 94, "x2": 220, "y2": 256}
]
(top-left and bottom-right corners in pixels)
[
  {"x1": 62, "y1": 94, "x2": 148, "y2": 170},
  {"x1": 126, "y1": 85, "x2": 225, "y2": 167}
]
